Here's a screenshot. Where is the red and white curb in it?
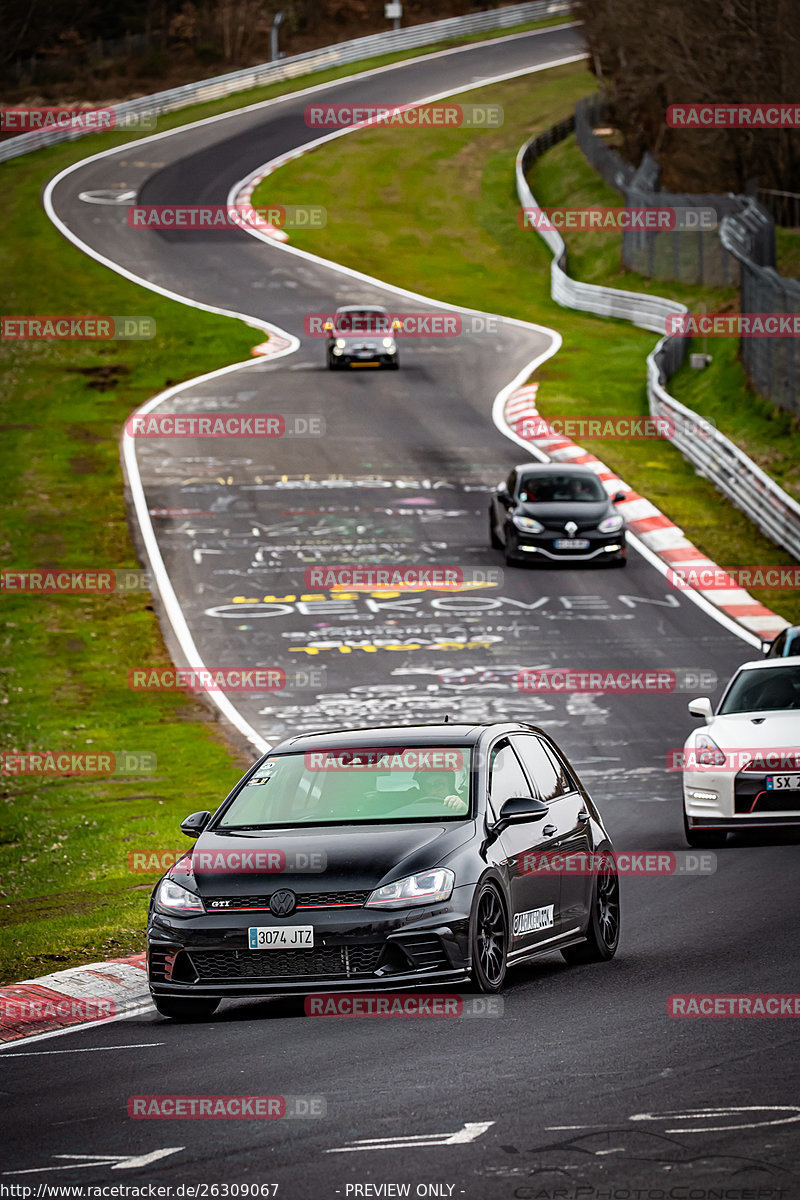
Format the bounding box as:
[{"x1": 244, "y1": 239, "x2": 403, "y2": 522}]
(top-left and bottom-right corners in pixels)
[
  {"x1": 0, "y1": 953, "x2": 151, "y2": 1044},
  {"x1": 504, "y1": 385, "x2": 789, "y2": 641}
]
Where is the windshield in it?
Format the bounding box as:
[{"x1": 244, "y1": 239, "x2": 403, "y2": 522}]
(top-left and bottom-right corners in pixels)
[
  {"x1": 719, "y1": 665, "x2": 800, "y2": 714},
  {"x1": 518, "y1": 472, "x2": 606, "y2": 503},
  {"x1": 217, "y1": 747, "x2": 473, "y2": 827},
  {"x1": 335, "y1": 310, "x2": 389, "y2": 334}
]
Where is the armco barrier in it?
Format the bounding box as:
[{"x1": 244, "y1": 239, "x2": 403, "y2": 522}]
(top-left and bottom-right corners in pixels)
[
  {"x1": 0, "y1": 1, "x2": 571, "y2": 163},
  {"x1": 517, "y1": 124, "x2": 800, "y2": 562}
]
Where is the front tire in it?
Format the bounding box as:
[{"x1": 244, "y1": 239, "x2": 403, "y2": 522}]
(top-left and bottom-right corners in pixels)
[
  {"x1": 152, "y1": 995, "x2": 221, "y2": 1021},
  {"x1": 470, "y1": 882, "x2": 508, "y2": 993},
  {"x1": 561, "y1": 853, "x2": 620, "y2": 964},
  {"x1": 684, "y1": 808, "x2": 728, "y2": 848}
]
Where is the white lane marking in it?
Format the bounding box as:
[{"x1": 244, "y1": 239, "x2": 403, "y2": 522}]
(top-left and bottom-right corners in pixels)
[
  {"x1": 326, "y1": 1121, "x2": 494, "y2": 1152},
  {"x1": 631, "y1": 1106, "x2": 800, "y2": 1133},
  {"x1": 78, "y1": 189, "x2": 137, "y2": 204},
  {"x1": 4, "y1": 1149, "x2": 184, "y2": 1175},
  {"x1": 44, "y1": 45, "x2": 580, "y2": 754},
  {"x1": 0, "y1": 1042, "x2": 165, "y2": 1057},
  {"x1": 0, "y1": 1002, "x2": 156, "y2": 1048}
]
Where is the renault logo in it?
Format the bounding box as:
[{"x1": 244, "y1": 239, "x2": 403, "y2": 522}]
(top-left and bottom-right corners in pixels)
[
  {"x1": 565, "y1": 520, "x2": 578, "y2": 536},
  {"x1": 269, "y1": 889, "x2": 297, "y2": 917}
]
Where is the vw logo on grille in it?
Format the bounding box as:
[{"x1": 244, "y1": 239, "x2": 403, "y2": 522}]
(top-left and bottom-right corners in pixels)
[
  {"x1": 564, "y1": 520, "x2": 578, "y2": 536},
  {"x1": 269, "y1": 889, "x2": 297, "y2": 917}
]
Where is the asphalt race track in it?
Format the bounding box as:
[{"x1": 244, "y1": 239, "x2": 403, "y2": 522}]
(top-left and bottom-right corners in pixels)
[{"x1": 4, "y1": 23, "x2": 799, "y2": 1200}]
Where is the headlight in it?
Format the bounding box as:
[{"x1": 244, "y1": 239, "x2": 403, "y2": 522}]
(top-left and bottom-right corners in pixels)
[
  {"x1": 365, "y1": 868, "x2": 454, "y2": 909},
  {"x1": 694, "y1": 732, "x2": 727, "y2": 768},
  {"x1": 512, "y1": 515, "x2": 544, "y2": 533},
  {"x1": 598, "y1": 514, "x2": 624, "y2": 533},
  {"x1": 155, "y1": 878, "x2": 205, "y2": 915},
  {"x1": 335, "y1": 338, "x2": 346, "y2": 349},
  {"x1": 382, "y1": 338, "x2": 396, "y2": 351}
]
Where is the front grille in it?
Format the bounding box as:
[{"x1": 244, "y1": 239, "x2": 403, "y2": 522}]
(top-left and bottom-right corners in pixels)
[
  {"x1": 205, "y1": 890, "x2": 369, "y2": 912},
  {"x1": 735, "y1": 787, "x2": 800, "y2": 814},
  {"x1": 188, "y1": 945, "x2": 381, "y2": 981}
]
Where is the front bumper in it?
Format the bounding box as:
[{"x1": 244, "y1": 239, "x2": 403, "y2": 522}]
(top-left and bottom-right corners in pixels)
[
  {"x1": 508, "y1": 530, "x2": 626, "y2": 562},
  {"x1": 684, "y1": 768, "x2": 800, "y2": 829},
  {"x1": 148, "y1": 901, "x2": 471, "y2": 998}
]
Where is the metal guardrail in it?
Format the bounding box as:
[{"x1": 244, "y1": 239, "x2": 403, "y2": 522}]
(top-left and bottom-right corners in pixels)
[
  {"x1": 517, "y1": 124, "x2": 800, "y2": 562},
  {"x1": 0, "y1": 1, "x2": 571, "y2": 164}
]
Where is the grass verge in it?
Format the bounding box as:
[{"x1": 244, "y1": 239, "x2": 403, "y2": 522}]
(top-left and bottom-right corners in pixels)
[{"x1": 250, "y1": 63, "x2": 800, "y2": 624}]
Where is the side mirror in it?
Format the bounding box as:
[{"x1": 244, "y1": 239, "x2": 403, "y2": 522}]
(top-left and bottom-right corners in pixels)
[
  {"x1": 612, "y1": 491, "x2": 626, "y2": 504},
  {"x1": 496, "y1": 483, "x2": 511, "y2": 502},
  {"x1": 687, "y1": 697, "x2": 713, "y2": 723},
  {"x1": 180, "y1": 810, "x2": 211, "y2": 838},
  {"x1": 495, "y1": 795, "x2": 549, "y2": 832},
  {"x1": 761, "y1": 638, "x2": 774, "y2": 656}
]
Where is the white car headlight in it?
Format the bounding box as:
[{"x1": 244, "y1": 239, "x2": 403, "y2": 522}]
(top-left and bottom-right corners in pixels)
[
  {"x1": 382, "y1": 338, "x2": 396, "y2": 351},
  {"x1": 512, "y1": 515, "x2": 544, "y2": 533},
  {"x1": 694, "y1": 732, "x2": 727, "y2": 768},
  {"x1": 155, "y1": 878, "x2": 205, "y2": 915},
  {"x1": 598, "y1": 514, "x2": 624, "y2": 533},
  {"x1": 365, "y1": 868, "x2": 454, "y2": 908},
  {"x1": 335, "y1": 338, "x2": 347, "y2": 349}
]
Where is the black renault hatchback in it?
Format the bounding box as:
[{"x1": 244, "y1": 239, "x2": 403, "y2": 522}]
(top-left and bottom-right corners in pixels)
[
  {"x1": 489, "y1": 463, "x2": 627, "y2": 566},
  {"x1": 147, "y1": 722, "x2": 619, "y2": 1019}
]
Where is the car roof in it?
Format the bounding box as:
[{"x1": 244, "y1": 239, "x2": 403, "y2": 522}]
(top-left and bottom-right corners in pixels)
[
  {"x1": 515, "y1": 462, "x2": 599, "y2": 477},
  {"x1": 334, "y1": 305, "x2": 388, "y2": 314},
  {"x1": 734, "y1": 656, "x2": 800, "y2": 672},
  {"x1": 270, "y1": 721, "x2": 547, "y2": 752}
]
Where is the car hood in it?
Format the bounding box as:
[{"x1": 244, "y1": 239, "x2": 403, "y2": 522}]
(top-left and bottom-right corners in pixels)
[
  {"x1": 517, "y1": 500, "x2": 610, "y2": 523},
  {"x1": 170, "y1": 821, "x2": 476, "y2": 896},
  {"x1": 336, "y1": 332, "x2": 390, "y2": 344},
  {"x1": 688, "y1": 711, "x2": 800, "y2": 750}
]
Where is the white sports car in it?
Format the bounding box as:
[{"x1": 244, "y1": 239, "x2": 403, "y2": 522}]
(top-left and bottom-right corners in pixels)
[{"x1": 681, "y1": 656, "x2": 800, "y2": 847}]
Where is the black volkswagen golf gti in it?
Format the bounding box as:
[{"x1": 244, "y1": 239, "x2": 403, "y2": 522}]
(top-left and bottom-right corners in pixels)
[{"x1": 148, "y1": 722, "x2": 619, "y2": 1019}]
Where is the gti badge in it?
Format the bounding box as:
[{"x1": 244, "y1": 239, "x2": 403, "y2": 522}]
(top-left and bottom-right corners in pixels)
[
  {"x1": 565, "y1": 520, "x2": 578, "y2": 536},
  {"x1": 269, "y1": 889, "x2": 297, "y2": 917}
]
